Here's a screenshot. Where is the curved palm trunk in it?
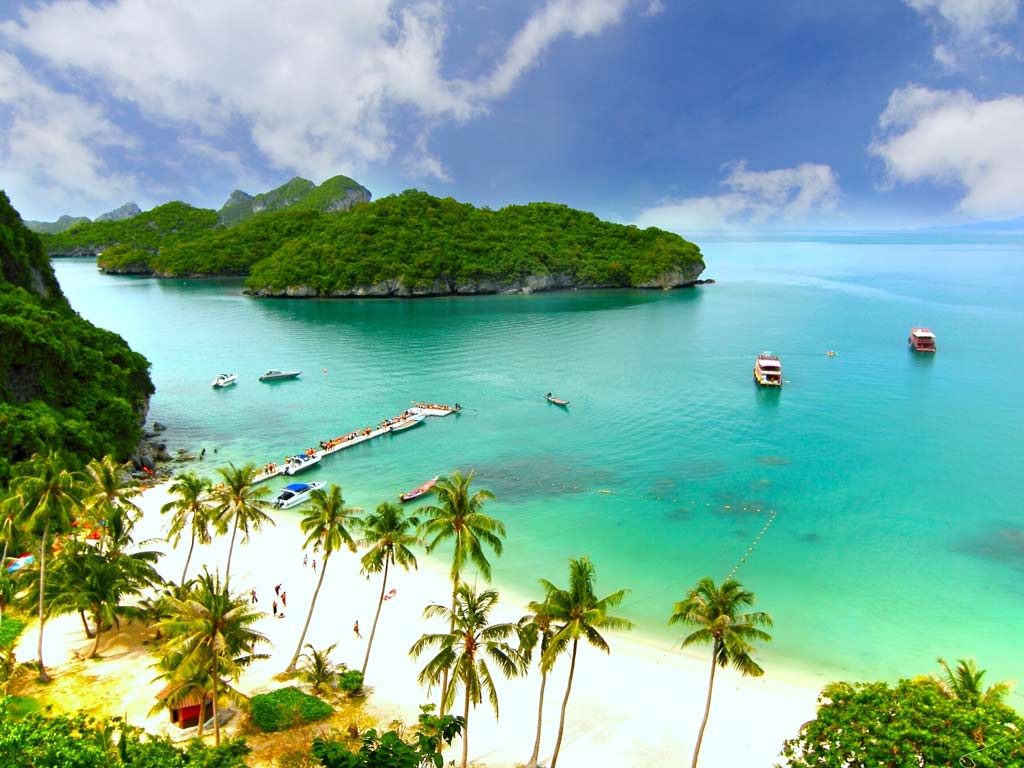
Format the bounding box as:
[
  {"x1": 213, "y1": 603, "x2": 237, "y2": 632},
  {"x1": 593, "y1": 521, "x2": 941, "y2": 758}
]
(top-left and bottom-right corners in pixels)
[
  {"x1": 361, "y1": 557, "x2": 390, "y2": 677},
  {"x1": 79, "y1": 609, "x2": 95, "y2": 638},
  {"x1": 90, "y1": 612, "x2": 103, "y2": 657},
  {"x1": 37, "y1": 524, "x2": 50, "y2": 682},
  {"x1": 196, "y1": 690, "x2": 205, "y2": 739},
  {"x1": 527, "y1": 666, "x2": 549, "y2": 768},
  {"x1": 224, "y1": 515, "x2": 240, "y2": 586},
  {"x1": 440, "y1": 578, "x2": 458, "y2": 715},
  {"x1": 181, "y1": 529, "x2": 197, "y2": 585},
  {"x1": 287, "y1": 553, "x2": 329, "y2": 672},
  {"x1": 549, "y1": 637, "x2": 579, "y2": 768},
  {"x1": 690, "y1": 650, "x2": 719, "y2": 768},
  {"x1": 212, "y1": 658, "x2": 221, "y2": 746},
  {"x1": 461, "y1": 681, "x2": 472, "y2": 768}
]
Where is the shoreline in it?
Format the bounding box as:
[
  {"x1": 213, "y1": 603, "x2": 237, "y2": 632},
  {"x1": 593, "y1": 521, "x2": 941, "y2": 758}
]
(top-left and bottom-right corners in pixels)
[{"x1": 15, "y1": 480, "x2": 821, "y2": 767}]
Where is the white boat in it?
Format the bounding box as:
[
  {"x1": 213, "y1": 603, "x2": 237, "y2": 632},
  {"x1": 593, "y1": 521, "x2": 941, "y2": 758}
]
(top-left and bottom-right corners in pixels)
[
  {"x1": 283, "y1": 453, "x2": 321, "y2": 475},
  {"x1": 272, "y1": 481, "x2": 325, "y2": 509},
  {"x1": 410, "y1": 402, "x2": 461, "y2": 417},
  {"x1": 390, "y1": 413, "x2": 426, "y2": 432},
  {"x1": 754, "y1": 352, "x2": 783, "y2": 387},
  {"x1": 211, "y1": 373, "x2": 238, "y2": 388},
  {"x1": 259, "y1": 369, "x2": 301, "y2": 382}
]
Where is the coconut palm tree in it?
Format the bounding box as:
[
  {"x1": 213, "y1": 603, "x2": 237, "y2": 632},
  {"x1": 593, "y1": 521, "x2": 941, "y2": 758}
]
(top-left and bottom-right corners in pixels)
[
  {"x1": 299, "y1": 643, "x2": 339, "y2": 695},
  {"x1": 358, "y1": 500, "x2": 419, "y2": 678},
  {"x1": 161, "y1": 472, "x2": 214, "y2": 585},
  {"x1": 410, "y1": 583, "x2": 525, "y2": 768},
  {"x1": 209, "y1": 463, "x2": 273, "y2": 585},
  {"x1": 286, "y1": 484, "x2": 360, "y2": 672},
  {"x1": 2, "y1": 450, "x2": 84, "y2": 681},
  {"x1": 669, "y1": 576, "x2": 773, "y2": 768},
  {"x1": 933, "y1": 657, "x2": 1013, "y2": 706},
  {"x1": 155, "y1": 567, "x2": 270, "y2": 745},
  {"x1": 542, "y1": 556, "x2": 633, "y2": 768},
  {"x1": 81, "y1": 454, "x2": 141, "y2": 529},
  {"x1": 519, "y1": 600, "x2": 560, "y2": 768},
  {"x1": 419, "y1": 470, "x2": 503, "y2": 712}
]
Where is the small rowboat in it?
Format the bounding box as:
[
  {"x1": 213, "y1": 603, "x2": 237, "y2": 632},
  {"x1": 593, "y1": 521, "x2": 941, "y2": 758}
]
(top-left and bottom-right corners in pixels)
[
  {"x1": 545, "y1": 393, "x2": 570, "y2": 406},
  {"x1": 400, "y1": 475, "x2": 439, "y2": 503}
]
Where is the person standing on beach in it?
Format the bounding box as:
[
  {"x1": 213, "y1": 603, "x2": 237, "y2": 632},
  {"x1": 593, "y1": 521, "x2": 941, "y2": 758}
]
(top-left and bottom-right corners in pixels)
[
  {"x1": 303, "y1": 554, "x2": 308, "y2": 567},
  {"x1": 250, "y1": 589, "x2": 258, "y2": 603},
  {"x1": 272, "y1": 600, "x2": 278, "y2": 617},
  {"x1": 353, "y1": 621, "x2": 361, "y2": 639},
  {"x1": 312, "y1": 559, "x2": 317, "y2": 573},
  {"x1": 281, "y1": 591, "x2": 287, "y2": 608},
  {"x1": 274, "y1": 583, "x2": 281, "y2": 596}
]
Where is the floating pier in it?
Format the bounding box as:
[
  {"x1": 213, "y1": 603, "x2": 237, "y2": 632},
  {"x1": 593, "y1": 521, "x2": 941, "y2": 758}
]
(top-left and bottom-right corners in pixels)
[{"x1": 252, "y1": 404, "x2": 459, "y2": 484}]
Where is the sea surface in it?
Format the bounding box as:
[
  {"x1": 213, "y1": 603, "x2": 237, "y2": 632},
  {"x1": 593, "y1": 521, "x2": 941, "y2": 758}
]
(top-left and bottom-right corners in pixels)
[{"x1": 52, "y1": 237, "x2": 1024, "y2": 692}]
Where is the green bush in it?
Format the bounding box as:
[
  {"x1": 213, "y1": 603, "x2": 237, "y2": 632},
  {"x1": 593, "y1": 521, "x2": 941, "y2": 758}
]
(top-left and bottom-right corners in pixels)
[
  {"x1": 250, "y1": 686, "x2": 333, "y2": 732},
  {"x1": 336, "y1": 667, "x2": 364, "y2": 696},
  {"x1": 0, "y1": 617, "x2": 24, "y2": 649}
]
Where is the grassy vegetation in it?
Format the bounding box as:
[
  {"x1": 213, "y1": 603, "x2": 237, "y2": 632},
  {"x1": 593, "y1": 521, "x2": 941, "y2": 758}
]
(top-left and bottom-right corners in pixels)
[
  {"x1": 250, "y1": 686, "x2": 334, "y2": 732},
  {"x1": 0, "y1": 618, "x2": 25, "y2": 649}
]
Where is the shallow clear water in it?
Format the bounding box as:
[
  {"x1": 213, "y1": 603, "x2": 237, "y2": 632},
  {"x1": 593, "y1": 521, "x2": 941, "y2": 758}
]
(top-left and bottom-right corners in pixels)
[{"x1": 53, "y1": 238, "x2": 1024, "y2": 689}]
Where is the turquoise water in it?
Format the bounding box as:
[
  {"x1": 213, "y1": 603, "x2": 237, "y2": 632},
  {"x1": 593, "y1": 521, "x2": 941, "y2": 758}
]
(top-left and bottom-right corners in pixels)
[{"x1": 52, "y1": 239, "x2": 1024, "y2": 690}]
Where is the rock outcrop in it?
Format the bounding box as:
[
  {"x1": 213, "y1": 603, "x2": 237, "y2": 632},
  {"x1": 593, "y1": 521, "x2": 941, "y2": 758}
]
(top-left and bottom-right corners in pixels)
[
  {"x1": 218, "y1": 175, "x2": 371, "y2": 225},
  {"x1": 96, "y1": 202, "x2": 142, "y2": 222}
]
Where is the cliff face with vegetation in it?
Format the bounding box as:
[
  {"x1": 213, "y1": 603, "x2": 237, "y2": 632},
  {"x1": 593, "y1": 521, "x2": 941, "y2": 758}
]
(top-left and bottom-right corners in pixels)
[
  {"x1": 0, "y1": 191, "x2": 154, "y2": 484},
  {"x1": 217, "y1": 175, "x2": 370, "y2": 225}
]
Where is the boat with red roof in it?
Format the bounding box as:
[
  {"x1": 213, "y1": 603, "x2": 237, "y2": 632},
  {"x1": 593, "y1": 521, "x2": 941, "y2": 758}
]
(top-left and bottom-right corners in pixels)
[{"x1": 909, "y1": 327, "x2": 936, "y2": 352}]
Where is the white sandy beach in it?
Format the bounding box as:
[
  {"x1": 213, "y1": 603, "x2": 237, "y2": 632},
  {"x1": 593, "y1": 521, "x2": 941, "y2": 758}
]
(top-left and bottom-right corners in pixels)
[{"x1": 16, "y1": 481, "x2": 821, "y2": 767}]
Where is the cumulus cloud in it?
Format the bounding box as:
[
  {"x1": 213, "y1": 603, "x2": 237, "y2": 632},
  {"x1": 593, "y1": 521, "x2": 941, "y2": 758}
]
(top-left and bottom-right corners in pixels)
[
  {"x1": 869, "y1": 85, "x2": 1024, "y2": 220},
  {"x1": 0, "y1": 0, "x2": 647, "y2": 211},
  {"x1": 904, "y1": 0, "x2": 1020, "y2": 65},
  {"x1": 634, "y1": 161, "x2": 840, "y2": 232}
]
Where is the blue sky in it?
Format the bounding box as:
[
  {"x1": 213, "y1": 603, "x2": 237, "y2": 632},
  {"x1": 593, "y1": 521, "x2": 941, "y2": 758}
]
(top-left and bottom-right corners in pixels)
[{"x1": 1, "y1": 0, "x2": 1023, "y2": 233}]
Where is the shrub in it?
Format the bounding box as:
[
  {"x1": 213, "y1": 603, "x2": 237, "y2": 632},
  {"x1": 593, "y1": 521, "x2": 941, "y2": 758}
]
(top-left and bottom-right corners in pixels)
[
  {"x1": 0, "y1": 617, "x2": 24, "y2": 649},
  {"x1": 336, "y1": 667, "x2": 364, "y2": 696},
  {"x1": 250, "y1": 686, "x2": 333, "y2": 732}
]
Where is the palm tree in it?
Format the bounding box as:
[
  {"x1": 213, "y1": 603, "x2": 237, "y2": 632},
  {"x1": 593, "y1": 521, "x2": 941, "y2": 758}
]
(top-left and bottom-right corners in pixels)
[
  {"x1": 2, "y1": 450, "x2": 84, "y2": 681},
  {"x1": 161, "y1": 472, "x2": 214, "y2": 585},
  {"x1": 669, "y1": 576, "x2": 773, "y2": 768},
  {"x1": 81, "y1": 454, "x2": 141, "y2": 529},
  {"x1": 155, "y1": 567, "x2": 270, "y2": 745},
  {"x1": 519, "y1": 600, "x2": 560, "y2": 768},
  {"x1": 209, "y1": 463, "x2": 273, "y2": 585},
  {"x1": 542, "y1": 556, "x2": 633, "y2": 768},
  {"x1": 299, "y1": 643, "x2": 339, "y2": 695},
  {"x1": 358, "y1": 501, "x2": 419, "y2": 678},
  {"x1": 933, "y1": 657, "x2": 1013, "y2": 705},
  {"x1": 419, "y1": 470, "x2": 503, "y2": 712},
  {"x1": 0, "y1": 510, "x2": 15, "y2": 629},
  {"x1": 286, "y1": 484, "x2": 360, "y2": 672},
  {"x1": 410, "y1": 583, "x2": 525, "y2": 768}
]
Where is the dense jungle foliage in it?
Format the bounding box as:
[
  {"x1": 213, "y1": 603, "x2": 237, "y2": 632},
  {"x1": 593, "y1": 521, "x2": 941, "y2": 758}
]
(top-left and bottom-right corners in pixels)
[{"x1": 0, "y1": 191, "x2": 153, "y2": 484}]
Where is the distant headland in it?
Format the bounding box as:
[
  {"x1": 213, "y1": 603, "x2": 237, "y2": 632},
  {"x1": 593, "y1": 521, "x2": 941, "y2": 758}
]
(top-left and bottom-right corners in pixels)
[{"x1": 39, "y1": 178, "x2": 705, "y2": 297}]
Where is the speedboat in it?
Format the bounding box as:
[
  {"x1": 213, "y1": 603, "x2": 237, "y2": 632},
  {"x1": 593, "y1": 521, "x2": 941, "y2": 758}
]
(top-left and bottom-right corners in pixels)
[
  {"x1": 909, "y1": 328, "x2": 936, "y2": 352},
  {"x1": 272, "y1": 481, "x2": 325, "y2": 509},
  {"x1": 211, "y1": 373, "x2": 238, "y2": 388},
  {"x1": 283, "y1": 453, "x2": 321, "y2": 475},
  {"x1": 259, "y1": 369, "x2": 301, "y2": 381},
  {"x1": 545, "y1": 393, "x2": 570, "y2": 406},
  {"x1": 754, "y1": 352, "x2": 783, "y2": 387},
  {"x1": 399, "y1": 475, "x2": 439, "y2": 503},
  {"x1": 390, "y1": 413, "x2": 426, "y2": 432},
  {"x1": 410, "y1": 402, "x2": 461, "y2": 416}
]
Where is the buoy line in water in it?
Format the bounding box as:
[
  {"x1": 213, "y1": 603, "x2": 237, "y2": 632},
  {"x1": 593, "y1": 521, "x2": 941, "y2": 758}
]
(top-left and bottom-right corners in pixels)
[{"x1": 724, "y1": 508, "x2": 777, "y2": 583}]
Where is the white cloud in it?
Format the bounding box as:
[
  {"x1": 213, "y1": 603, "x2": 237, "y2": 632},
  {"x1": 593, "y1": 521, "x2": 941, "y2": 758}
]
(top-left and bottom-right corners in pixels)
[
  {"x1": 904, "y1": 0, "x2": 1020, "y2": 65},
  {"x1": 634, "y1": 161, "x2": 840, "y2": 232},
  {"x1": 0, "y1": 0, "x2": 647, "y2": 212},
  {"x1": 869, "y1": 84, "x2": 1024, "y2": 220}
]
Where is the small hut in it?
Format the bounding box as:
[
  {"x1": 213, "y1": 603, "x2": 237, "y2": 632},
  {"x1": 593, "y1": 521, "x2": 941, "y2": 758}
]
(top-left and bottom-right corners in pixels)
[{"x1": 156, "y1": 683, "x2": 213, "y2": 729}]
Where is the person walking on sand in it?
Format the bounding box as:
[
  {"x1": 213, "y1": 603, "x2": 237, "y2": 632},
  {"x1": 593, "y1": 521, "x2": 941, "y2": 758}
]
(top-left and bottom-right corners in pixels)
[
  {"x1": 272, "y1": 600, "x2": 278, "y2": 617},
  {"x1": 303, "y1": 554, "x2": 308, "y2": 567},
  {"x1": 353, "y1": 621, "x2": 361, "y2": 639},
  {"x1": 250, "y1": 589, "x2": 258, "y2": 604},
  {"x1": 312, "y1": 559, "x2": 316, "y2": 573},
  {"x1": 274, "y1": 583, "x2": 281, "y2": 596},
  {"x1": 281, "y1": 591, "x2": 287, "y2": 608}
]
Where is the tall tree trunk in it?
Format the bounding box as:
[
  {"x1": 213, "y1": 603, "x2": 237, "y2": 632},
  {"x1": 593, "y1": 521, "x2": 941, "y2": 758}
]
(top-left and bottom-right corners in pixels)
[
  {"x1": 527, "y1": 667, "x2": 549, "y2": 768},
  {"x1": 361, "y1": 557, "x2": 389, "y2": 677},
  {"x1": 224, "y1": 515, "x2": 239, "y2": 586},
  {"x1": 287, "y1": 554, "x2": 329, "y2": 672},
  {"x1": 0, "y1": 539, "x2": 8, "y2": 629},
  {"x1": 37, "y1": 524, "x2": 50, "y2": 682},
  {"x1": 549, "y1": 637, "x2": 579, "y2": 768},
  {"x1": 461, "y1": 680, "x2": 472, "y2": 768},
  {"x1": 196, "y1": 690, "x2": 205, "y2": 739},
  {"x1": 90, "y1": 612, "x2": 103, "y2": 658},
  {"x1": 181, "y1": 529, "x2": 196, "y2": 585},
  {"x1": 440, "y1": 577, "x2": 459, "y2": 715},
  {"x1": 79, "y1": 609, "x2": 95, "y2": 638},
  {"x1": 690, "y1": 650, "x2": 719, "y2": 768},
  {"x1": 212, "y1": 657, "x2": 220, "y2": 746}
]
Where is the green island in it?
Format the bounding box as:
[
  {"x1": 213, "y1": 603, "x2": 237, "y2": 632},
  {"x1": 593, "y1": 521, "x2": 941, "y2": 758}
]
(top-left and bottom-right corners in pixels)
[
  {"x1": 41, "y1": 182, "x2": 705, "y2": 296},
  {"x1": 0, "y1": 191, "x2": 153, "y2": 485}
]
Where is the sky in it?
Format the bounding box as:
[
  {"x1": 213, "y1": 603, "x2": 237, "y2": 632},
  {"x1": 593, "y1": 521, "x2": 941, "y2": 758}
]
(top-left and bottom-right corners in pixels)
[{"x1": 1, "y1": 0, "x2": 1023, "y2": 233}]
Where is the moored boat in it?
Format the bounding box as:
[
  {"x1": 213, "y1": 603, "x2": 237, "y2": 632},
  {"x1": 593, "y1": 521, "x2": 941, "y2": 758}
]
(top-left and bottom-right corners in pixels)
[
  {"x1": 390, "y1": 413, "x2": 426, "y2": 432},
  {"x1": 399, "y1": 475, "x2": 439, "y2": 502},
  {"x1": 211, "y1": 373, "x2": 238, "y2": 388},
  {"x1": 754, "y1": 352, "x2": 783, "y2": 387},
  {"x1": 272, "y1": 480, "x2": 325, "y2": 509},
  {"x1": 545, "y1": 392, "x2": 570, "y2": 406},
  {"x1": 410, "y1": 402, "x2": 461, "y2": 416},
  {"x1": 259, "y1": 369, "x2": 301, "y2": 381},
  {"x1": 283, "y1": 453, "x2": 321, "y2": 475},
  {"x1": 909, "y1": 327, "x2": 936, "y2": 352}
]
